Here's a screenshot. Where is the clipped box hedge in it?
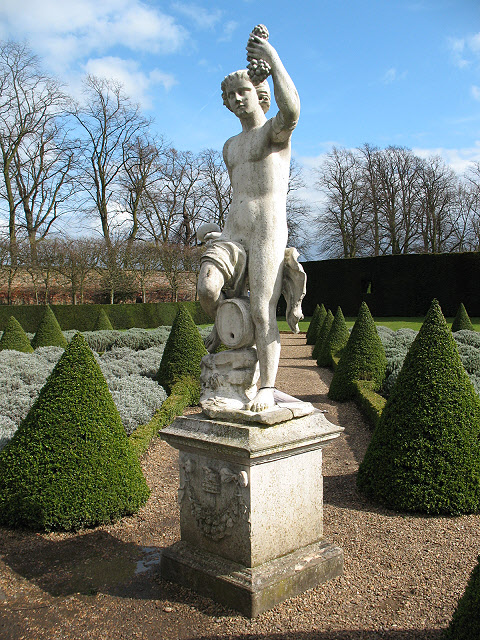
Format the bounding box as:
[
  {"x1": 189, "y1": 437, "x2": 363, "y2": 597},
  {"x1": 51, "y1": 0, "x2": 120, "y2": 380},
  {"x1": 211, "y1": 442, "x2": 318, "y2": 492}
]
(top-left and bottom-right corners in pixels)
[{"x1": 0, "y1": 301, "x2": 211, "y2": 333}]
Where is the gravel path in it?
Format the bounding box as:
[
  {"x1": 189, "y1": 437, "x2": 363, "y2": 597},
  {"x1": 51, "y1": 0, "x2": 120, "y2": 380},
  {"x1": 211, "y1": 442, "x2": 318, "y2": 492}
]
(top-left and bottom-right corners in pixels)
[{"x1": 0, "y1": 333, "x2": 478, "y2": 639}]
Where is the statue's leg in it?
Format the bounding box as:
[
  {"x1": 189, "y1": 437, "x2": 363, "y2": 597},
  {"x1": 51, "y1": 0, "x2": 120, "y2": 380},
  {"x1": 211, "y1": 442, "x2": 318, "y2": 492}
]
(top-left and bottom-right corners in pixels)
[
  {"x1": 245, "y1": 246, "x2": 284, "y2": 412},
  {"x1": 197, "y1": 262, "x2": 225, "y2": 352}
]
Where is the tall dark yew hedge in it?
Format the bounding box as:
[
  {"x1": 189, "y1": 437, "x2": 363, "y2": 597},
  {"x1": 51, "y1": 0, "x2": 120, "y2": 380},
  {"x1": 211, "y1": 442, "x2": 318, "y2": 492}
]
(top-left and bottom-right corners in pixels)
[{"x1": 357, "y1": 299, "x2": 480, "y2": 515}]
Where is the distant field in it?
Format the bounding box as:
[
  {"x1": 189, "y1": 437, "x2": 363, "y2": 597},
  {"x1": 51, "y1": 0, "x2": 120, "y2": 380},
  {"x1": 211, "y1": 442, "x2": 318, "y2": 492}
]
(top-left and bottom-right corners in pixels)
[{"x1": 277, "y1": 317, "x2": 480, "y2": 333}]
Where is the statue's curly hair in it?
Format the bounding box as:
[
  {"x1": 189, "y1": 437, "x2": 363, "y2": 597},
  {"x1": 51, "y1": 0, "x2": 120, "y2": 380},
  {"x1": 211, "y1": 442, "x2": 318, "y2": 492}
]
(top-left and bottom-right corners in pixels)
[{"x1": 221, "y1": 70, "x2": 270, "y2": 114}]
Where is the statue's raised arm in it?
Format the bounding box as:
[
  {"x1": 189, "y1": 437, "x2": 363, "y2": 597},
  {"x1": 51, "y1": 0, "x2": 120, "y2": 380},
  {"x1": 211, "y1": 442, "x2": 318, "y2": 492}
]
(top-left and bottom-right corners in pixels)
[
  {"x1": 246, "y1": 32, "x2": 300, "y2": 140},
  {"x1": 198, "y1": 25, "x2": 306, "y2": 417}
]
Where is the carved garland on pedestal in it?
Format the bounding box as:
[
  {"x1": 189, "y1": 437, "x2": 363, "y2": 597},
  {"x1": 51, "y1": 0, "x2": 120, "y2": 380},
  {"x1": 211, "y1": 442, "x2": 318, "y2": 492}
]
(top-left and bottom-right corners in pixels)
[{"x1": 179, "y1": 458, "x2": 249, "y2": 541}]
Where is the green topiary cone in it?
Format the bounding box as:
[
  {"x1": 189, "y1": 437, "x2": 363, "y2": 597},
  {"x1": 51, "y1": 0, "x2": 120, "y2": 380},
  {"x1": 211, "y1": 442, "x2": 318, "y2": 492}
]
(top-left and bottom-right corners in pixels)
[
  {"x1": 94, "y1": 308, "x2": 114, "y2": 330},
  {"x1": 357, "y1": 299, "x2": 480, "y2": 515},
  {"x1": 0, "y1": 332, "x2": 149, "y2": 531},
  {"x1": 0, "y1": 316, "x2": 34, "y2": 353},
  {"x1": 313, "y1": 310, "x2": 333, "y2": 362},
  {"x1": 451, "y1": 303, "x2": 474, "y2": 332},
  {"x1": 31, "y1": 305, "x2": 68, "y2": 349},
  {"x1": 316, "y1": 306, "x2": 349, "y2": 368},
  {"x1": 444, "y1": 555, "x2": 480, "y2": 640},
  {"x1": 156, "y1": 305, "x2": 208, "y2": 395},
  {"x1": 329, "y1": 302, "x2": 386, "y2": 401},
  {"x1": 306, "y1": 304, "x2": 326, "y2": 345}
]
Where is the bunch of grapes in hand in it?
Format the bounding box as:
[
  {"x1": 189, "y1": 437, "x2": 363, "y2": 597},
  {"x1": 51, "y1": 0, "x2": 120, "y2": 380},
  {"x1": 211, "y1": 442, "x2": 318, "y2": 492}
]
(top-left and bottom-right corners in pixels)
[{"x1": 247, "y1": 24, "x2": 271, "y2": 84}]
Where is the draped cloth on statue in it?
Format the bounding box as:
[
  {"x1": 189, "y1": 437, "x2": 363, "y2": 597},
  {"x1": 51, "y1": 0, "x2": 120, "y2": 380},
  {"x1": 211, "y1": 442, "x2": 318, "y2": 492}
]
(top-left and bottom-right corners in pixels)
[{"x1": 200, "y1": 240, "x2": 306, "y2": 333}]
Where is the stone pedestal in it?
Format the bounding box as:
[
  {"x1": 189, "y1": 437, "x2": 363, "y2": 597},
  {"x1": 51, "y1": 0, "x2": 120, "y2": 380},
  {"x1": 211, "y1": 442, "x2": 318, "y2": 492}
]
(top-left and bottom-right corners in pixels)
[{"x1": 160, "y1": 410, "x2": 344, "y2": 617}]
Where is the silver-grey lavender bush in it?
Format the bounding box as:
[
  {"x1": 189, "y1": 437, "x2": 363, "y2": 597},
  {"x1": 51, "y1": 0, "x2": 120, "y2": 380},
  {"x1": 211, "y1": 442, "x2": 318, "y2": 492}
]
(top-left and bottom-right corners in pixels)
[
  {"x1": 378, "y1": 327, "x2": 480, "y2": 397},
  {"x1": 0, "y1": 339, "x2": 173, "y2": 449}
]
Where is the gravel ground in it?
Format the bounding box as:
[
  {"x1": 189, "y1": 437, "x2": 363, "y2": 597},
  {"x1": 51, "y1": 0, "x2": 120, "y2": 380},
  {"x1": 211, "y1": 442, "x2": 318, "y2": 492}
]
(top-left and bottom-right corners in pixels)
[{"x1": 0, "y1": 333, "x2": 478, "y2": 640}]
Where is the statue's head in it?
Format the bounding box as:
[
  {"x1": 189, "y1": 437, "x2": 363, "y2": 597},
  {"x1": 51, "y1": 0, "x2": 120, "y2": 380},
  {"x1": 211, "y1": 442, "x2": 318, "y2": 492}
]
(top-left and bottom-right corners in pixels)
[{"x1": 221, "y1": 70, "x2": 270, "y2": 114}]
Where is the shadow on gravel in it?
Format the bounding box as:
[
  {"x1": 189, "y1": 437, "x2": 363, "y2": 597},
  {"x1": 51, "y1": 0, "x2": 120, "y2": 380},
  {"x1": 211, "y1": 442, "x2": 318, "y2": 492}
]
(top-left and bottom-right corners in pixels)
[
  {"x1": 194, "y1": 630, "x2": 444, "y2": 640},
  {"x1": 0, "y1": 529, "x2": 169, "y2": 600}
]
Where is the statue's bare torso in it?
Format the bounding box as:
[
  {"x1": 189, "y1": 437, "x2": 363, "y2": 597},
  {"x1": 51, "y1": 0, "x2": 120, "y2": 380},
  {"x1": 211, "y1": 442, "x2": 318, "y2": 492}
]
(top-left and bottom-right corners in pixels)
[
  {"x1": 222, "y1": 122, "x2": 290, "y2": 253},
  {"x1": 198, "y1": 33, "x2": 300, "y2": 412}
]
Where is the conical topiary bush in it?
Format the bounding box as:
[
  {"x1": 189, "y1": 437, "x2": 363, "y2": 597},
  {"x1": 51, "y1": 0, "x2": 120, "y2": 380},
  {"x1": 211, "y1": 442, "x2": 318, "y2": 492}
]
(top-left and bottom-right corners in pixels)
[
  {"x1": 444, "y1": 555, "x2": 480, "y2": 640},
  {"x1": 451, "y1": 303, "x2": 474, "y2": 332},
  {"x1": 0, "y1": 316, "x2": 34, "y2": 353},
  {"x1": 306, "y1": 304, "x2": 326, "y2": 345},
  {"x1": 357, "y1": 299, "x2": 480, "y2": 515},
  {"x1": 329, "y1": 302, "x2": 386, "y2": 401},
  {"x1": 156, "y1": 305, "x2": 208, "y2": 395},
  {"x1": 0, "y1": 332, "x2": 150, "y2": 531},
  {"x1": 313, "y1": 310, "x2": 333, "y2": 362},
  {"x1": 31, "y1": 305, "x2": 68, "y2": 349},
  {"x1": 316, "y1": 306, "x2": 349, "y2": 368},
  {"x1": 94, "y1": 308, "x2": 114, "y2": 331}
]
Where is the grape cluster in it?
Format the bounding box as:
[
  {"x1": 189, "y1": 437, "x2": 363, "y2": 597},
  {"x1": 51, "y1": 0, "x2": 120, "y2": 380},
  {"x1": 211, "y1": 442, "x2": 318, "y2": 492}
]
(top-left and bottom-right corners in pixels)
[
  {"x1": 247, "y1": 24, "x2": 271, "y2": 84},
  {"x1": 251, "y1": 24, "x2": 269, "y2": 39}
]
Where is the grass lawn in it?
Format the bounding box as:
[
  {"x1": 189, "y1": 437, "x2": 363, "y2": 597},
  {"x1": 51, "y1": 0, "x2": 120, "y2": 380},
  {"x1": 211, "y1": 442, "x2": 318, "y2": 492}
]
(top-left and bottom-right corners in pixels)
[{"x1": 277, "y1": 317, "x2": 480, "y2": 332}]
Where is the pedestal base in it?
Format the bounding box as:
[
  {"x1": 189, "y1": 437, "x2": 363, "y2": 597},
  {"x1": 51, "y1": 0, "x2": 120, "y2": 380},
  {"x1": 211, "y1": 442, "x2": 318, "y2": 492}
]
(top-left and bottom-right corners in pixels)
[
  {"x1": 161, "y1": 539, "x2": 343, "y2": 618},
  {"x1": 161, "y1": 411, "x2": 344, "y2": 617}
]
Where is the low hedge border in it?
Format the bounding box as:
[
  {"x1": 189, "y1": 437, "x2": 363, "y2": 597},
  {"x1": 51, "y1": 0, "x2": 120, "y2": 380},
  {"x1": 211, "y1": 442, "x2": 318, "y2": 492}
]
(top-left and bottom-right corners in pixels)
[
  {"x1": 0, "y1": 301, "x2": 211, "y2": 333},
  {"x1": 129, "y1": 374, "x2": 200, "y2": 458},
  {"x1": 352, "y1": 380, "x2": 387, "y2": 430}
]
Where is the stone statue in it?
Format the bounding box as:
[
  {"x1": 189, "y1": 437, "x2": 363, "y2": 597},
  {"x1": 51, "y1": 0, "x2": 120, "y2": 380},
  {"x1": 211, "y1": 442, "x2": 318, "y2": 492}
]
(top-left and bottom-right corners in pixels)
[{"x1": 197, "y1": 25, "x2": 306, "y2": 417}]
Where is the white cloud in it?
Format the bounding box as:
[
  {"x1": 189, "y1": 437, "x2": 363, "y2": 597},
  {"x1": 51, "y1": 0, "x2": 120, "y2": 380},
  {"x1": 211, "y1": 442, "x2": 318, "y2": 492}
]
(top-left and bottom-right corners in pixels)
[
  {"x1": 0, "y1": 0, "x2": 187, "y2": 73},
  {"x1": 448, "y1": 32, "x2": 480, "y2": 68},
  {"x1": 381, "y1": 67, "x2": 407, "y2": 84},
  {"x1": 413, "y1": 143, "x2": 480, "y2": 175},
  {"x1": 83, "y1": 57, "x2": 176, "y2": 108},
  {"x1": 218, "y1": 20, "x2": 238, "y2": 42},
  {"x1": 471, "y1": 85, "x2": 480, "y2": 101},
  {"x1": 171, "y1": 3, "x2": 222, "y2": 30}
]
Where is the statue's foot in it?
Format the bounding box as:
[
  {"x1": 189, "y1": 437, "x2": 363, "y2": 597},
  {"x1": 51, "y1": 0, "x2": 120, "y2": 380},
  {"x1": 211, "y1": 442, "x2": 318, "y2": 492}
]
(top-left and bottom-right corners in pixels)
[
  {"x1": 245, "y1": 387, "x2": 276, "y2": 413},
  {"x1": 204, "y1": 326, "x2": 221, "y2": 353}
]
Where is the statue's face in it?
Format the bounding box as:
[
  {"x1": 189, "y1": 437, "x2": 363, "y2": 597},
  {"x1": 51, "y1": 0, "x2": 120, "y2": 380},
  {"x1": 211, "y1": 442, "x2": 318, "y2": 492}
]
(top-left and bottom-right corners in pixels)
[{"x1": 225, "y1": 76, "x2": 260, "y2": 118}]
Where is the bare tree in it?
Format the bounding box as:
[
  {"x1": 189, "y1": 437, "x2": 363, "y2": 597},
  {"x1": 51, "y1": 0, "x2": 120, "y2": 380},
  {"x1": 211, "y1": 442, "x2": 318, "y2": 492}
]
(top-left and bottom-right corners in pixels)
[
  {"x1": 13, "y1": 119, "x2": 77, "y2": 264},
  {"x1": 0, "y1": 41, "x2": 69, "y2": 265},
  {"x1": 375, "y1": 146, "x2": 421, "y2": 254},
  {"x1": 358, "y1": 143, "x2": 383, "y2": 256},
  {"x1": 0, "y1": 235, "x2": 21, "y2": 304},
  {"x1": 198, "y1": 148, "x2": 232, "y2": 229},
  {"x1": 120, "y1": 134, "x2": 166, "y2": 261},
  {"x1": 286, "y1": 158, "x2": 312, "y2": 256},
  {"x1": 56, "y1": 236, "x2": 101, "y2": 304},
  {"x1": 158, "y1": 242, "x2": 189, "y2": 302},
  {"x1": 97, "y1": 237, "x2": 136, "y2": 304},
  {"x1": 415, "y1": 155, "x2": 459, "y2": 253},
  {"x1": 128, "y1": 241, "x2": 161, "y2": 303},
  {"x1": 314, "y1": 147, "x2": 368, "y2": 258},
  {"x1": 72, "y1": 76, "x2": 151, "y2": 254}
]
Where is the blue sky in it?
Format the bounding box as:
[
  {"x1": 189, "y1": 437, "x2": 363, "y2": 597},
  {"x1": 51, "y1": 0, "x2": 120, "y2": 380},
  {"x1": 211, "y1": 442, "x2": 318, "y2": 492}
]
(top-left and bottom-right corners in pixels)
[{"x1": 1, "y1": 0, "x2": 480, "y2": 176}]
